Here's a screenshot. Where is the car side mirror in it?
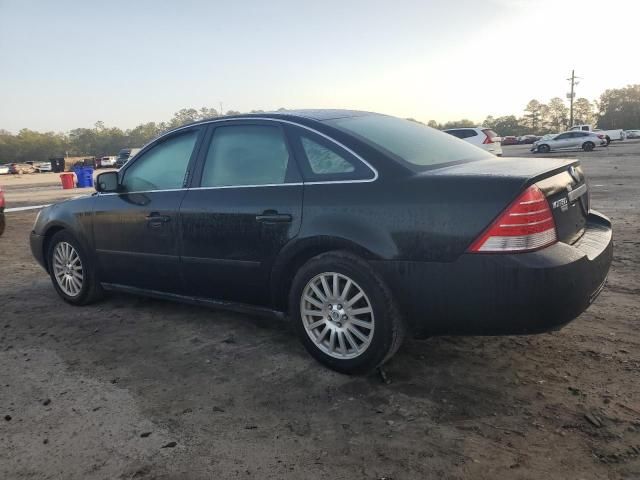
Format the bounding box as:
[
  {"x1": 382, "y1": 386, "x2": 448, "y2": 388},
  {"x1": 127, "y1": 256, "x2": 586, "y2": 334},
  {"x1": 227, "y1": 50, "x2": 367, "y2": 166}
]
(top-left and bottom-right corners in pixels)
[{"x1": 96, "y1": 171, "x2": 120, "y2": 193}]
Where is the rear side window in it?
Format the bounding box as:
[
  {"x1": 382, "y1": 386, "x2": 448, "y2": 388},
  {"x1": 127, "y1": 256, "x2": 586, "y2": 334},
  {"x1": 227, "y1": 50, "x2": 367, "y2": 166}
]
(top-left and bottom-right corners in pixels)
[
  {"x1": 328, "y1": 115, "x2": 490, "y2": 169},
  {"x1": 201, "y1": 125, "x2": 290, "y2": 187},
  {"x1": 289, "y1": 127, "x2": 374, "y2": 182},
  {"x1": 446, "y1": 129, "x2": 477, "y2": 139},
  {"x1": 301, "y1": 136, "x2": 354, "y2": 174}
]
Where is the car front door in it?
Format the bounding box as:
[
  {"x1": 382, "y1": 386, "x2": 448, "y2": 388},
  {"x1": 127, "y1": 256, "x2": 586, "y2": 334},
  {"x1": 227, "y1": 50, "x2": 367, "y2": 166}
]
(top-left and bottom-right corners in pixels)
[
  {"x1": 551, "y1": 132, "x2": 571, "y2": 150},
  {"x1": 179, "y1": 121, "x2": 303, "y2": 306},
  {"x1": 93, "y1": 127, "x2": 204, "y2": 292}
]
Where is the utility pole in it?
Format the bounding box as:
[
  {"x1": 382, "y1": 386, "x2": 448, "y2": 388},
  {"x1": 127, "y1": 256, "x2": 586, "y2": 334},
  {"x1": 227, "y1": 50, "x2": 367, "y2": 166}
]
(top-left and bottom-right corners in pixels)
[{"x1": 566, "y1": 70, "x2": 580, "y2": 127}]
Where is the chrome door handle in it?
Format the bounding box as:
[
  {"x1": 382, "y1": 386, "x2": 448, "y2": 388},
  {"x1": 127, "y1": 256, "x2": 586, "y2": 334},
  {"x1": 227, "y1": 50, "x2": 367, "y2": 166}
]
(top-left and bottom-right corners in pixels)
[
  {"x1": 146, "y1": 213, "x2": 171, "y2": 226},
  {"x1": 256, "y1": 211, "x2": 292, "y2": 223}
]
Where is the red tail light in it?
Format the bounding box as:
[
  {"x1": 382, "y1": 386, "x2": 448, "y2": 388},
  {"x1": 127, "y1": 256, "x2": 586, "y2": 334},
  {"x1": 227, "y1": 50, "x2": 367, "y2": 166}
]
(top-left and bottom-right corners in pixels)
[
  {"x1": 482, "y1": 129, "x2": 498, "y2": 144},
  {"x1": 597, "y1": 134, "x2": 605, "y2": 139},
  {"x1": 0, "y1": 188, "x2": 4, "y2": 208},
  {"x1": 468, "y1": 185, "x2": 557, "y2": 253}
]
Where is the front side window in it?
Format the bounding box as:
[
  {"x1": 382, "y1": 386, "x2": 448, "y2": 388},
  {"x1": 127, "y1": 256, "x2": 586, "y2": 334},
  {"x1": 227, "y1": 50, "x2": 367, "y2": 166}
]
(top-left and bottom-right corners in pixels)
[
  {"x1": 122, "y1": 130, "x2": 198, "y2": 191},
  {"x1": 329, "y1": 115, "x2": 490, "y2": 169},
  {"x1": 201, "y1": 125, "x2": 290, "y2": 187}
]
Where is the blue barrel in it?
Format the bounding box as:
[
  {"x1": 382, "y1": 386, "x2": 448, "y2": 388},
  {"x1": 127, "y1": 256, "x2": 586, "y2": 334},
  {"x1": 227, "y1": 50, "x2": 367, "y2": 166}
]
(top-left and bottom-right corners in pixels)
[{"x1": 73, "y1": 166, "x2": 94, "y2": 188}]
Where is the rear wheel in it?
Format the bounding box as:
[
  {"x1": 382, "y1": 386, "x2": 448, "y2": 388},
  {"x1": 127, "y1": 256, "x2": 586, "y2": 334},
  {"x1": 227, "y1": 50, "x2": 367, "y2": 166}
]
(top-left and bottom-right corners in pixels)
[
  {"x1": 538, "y1": 144, "x2": 551, "y2": 153},
  {"x1": 289, "y1": 251, "x2": 405, "y2": 374},
  {"x1": 0, "y1": 214, "x2": 5, "y2": 236},
  {"x1": 582, "y1": 141, "x2": 595, "y2": 152},
  {"x1": 47, "y1": 230, "x2": 103, "y2": 305}
]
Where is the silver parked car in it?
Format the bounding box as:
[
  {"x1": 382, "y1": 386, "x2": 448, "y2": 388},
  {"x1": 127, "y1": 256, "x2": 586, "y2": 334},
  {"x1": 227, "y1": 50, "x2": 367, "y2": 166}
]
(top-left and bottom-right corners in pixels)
[{"x1": 531, "y1": 131, "x2": 606, "y2": 153}]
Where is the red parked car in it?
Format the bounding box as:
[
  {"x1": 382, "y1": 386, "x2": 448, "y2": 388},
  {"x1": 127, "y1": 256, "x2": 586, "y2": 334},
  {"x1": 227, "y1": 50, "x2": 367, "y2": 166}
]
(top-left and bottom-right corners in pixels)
[
  {"x1": 0, "y1": 185, "x2": 5, "y2": 236},
  {"x1": 501, "y1": 136, "x2": 519, "y2": 146}
]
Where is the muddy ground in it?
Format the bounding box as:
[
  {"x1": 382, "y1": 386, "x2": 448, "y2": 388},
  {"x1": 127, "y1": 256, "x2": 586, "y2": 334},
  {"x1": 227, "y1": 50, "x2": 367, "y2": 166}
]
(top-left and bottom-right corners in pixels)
[{"x1": 1, "y1": 143, "x2": 639, "y2": 479}]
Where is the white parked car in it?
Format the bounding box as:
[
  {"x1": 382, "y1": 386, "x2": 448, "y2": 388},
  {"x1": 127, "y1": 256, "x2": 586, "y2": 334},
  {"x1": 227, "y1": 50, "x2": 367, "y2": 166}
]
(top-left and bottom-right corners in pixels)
[
  {"x1": 531, "y1": 131, "x2": 606, "y2": 153},
  {"x1": 97, "y1": 156, "x2": 117, "y2": 168},
  {"x1": 34, "y1": 161, "x2": 52, "y2": 172},
  {"x1": 0, "y1": 164, "x2": 9, "y2": 175},
  {"x1": 443, "y1": 127, "x2": 503, "y2": 156},
  {"x1": 624, "y1": 129, "x2": 640, "y2": 139},
  {"x1": 569, "y1": 124, "x2": 625, "y2": 144}
]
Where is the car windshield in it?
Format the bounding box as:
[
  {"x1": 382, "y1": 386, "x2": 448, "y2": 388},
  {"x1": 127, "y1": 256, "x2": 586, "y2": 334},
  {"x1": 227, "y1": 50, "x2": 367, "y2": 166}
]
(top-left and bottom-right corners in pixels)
[{"x1": 325, "y1": 115, "x2": 491, "y2": 169}]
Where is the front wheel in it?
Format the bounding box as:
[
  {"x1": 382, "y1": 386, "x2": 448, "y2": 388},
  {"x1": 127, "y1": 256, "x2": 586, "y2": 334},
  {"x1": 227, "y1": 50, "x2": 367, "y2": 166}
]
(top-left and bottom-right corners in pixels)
[
  {"x1": 538, "y1": 144, "x2": 551, "y2": 153},
  {"x1": 47, "y1": 230, "x2": 103, "y2": 305},
  {"x1": 289, "y1": 251, "x2": 405, "y2": 374},
  {"x1": 582, "y1": 141, "x2": 595, "y2": 152}
]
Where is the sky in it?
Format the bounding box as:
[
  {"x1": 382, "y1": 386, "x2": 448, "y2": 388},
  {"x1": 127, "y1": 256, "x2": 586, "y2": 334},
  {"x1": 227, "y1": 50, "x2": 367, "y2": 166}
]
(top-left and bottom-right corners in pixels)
[{"x1": 0, "y1": 0, "x2": 638, "y2": 133}]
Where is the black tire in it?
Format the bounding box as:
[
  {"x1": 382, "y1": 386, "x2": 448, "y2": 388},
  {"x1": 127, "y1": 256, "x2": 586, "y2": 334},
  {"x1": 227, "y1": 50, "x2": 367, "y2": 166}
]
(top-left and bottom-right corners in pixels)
[
  {"x1": 538, "y1": 144, "x2": 550, "y2": 153},
  {"x1": 582, "y1": 141, "x2": 595, "y2": 152},
  {"x1": 289, "y1": 251, "x2": 405, "y2": 375},
  {"x1": 46, "y1": 230, "x2": 103, "y2": 305},
  {"x1": 0, "y1": 214, "x2": 5, "y2": 236}
]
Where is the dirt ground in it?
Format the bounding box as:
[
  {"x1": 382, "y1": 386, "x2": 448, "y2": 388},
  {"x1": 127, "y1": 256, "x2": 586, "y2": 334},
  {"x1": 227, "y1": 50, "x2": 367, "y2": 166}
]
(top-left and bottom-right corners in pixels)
[
  {"x1": 1, "y1": 142, "x2": 639, "y2": 479},
  {"x1": 1, "y1": 171, "x2": 101, "y2": 209}
]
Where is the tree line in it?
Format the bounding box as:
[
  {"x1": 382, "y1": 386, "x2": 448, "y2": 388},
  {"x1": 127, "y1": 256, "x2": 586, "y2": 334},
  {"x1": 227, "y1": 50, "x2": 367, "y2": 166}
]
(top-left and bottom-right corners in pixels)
[
  {"x1": 1, "y1": 85, "x2": 638, "y2": 164},
  {"x1": 423, "y1": 85, "x2": 640, "y2": 136}
]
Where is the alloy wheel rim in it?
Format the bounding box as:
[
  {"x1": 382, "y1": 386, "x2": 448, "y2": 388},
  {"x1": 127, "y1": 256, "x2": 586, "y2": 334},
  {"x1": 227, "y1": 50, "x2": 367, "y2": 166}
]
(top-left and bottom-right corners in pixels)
[
  {"x1": 300, "y1": 272, "x2": 375, "y2": 359},
  {"x1": 52, "y1": 242, "x2": 83, "y2": 297}
]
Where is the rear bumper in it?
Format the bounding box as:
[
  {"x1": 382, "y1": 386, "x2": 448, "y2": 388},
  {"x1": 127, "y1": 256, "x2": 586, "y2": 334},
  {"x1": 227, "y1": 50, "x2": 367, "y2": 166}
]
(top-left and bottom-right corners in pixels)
[
  {"x1": 483, "y1": 144, "x2": 503, "y2": 156},
  {"x1": 372, "y1": 211, "x2": 613, "y2": 336}
]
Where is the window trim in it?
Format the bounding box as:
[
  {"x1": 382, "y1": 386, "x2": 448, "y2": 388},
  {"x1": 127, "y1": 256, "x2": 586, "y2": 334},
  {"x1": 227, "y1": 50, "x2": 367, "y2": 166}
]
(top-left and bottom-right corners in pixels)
[{"x1": 97, "y1": 118, "x2": 378, "y2": 196}]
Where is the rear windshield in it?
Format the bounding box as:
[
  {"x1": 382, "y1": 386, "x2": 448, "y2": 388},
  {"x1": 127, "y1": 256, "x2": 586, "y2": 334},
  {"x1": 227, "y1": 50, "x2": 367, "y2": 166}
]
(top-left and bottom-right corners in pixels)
[{"x1": 326, "y1": 115, "x2": 491, "y2": 169}]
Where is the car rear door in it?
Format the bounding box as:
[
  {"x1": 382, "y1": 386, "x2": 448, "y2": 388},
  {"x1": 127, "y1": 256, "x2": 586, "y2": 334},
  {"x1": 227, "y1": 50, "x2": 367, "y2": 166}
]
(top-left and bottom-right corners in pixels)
[
  {"x1": 567, "y1": 132, "x2": 585, "y2": 149},
  {"x1": 92, "y1": 126, "x2": 204, "y2": 292},
  {"x1": 178, "y1": 120, "x2": 303, "y2": 306}
]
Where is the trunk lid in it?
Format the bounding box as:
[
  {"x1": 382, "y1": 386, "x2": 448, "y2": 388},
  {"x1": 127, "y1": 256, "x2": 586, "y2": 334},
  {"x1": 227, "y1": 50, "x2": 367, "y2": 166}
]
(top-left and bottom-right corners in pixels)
[
  {"x1": 536, "y1": 164, "x2": 589, "y2": 244},
  {"x1": 427, "y1": 157, "x2": 589, "y2": 245}
]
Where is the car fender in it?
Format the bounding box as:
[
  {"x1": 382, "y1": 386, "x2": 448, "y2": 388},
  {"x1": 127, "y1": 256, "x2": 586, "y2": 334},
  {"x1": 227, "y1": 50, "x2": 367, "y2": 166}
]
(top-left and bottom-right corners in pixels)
[
  {"x1": 35, "y1": 196, "x2": 96, "y2": 264},
  {"x1": 269, "y1": 225, "x2": 391, "y2": 309}
]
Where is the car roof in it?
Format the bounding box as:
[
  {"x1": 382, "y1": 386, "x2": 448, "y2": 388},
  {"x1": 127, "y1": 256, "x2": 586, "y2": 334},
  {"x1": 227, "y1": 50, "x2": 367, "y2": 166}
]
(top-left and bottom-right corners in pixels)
[
  {"x1": 160, "y1": 109, "x2": 379, "y2": 136},
  {"x1": 201, "y1": 109, "x2": 373, "y2": 124}
]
